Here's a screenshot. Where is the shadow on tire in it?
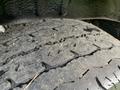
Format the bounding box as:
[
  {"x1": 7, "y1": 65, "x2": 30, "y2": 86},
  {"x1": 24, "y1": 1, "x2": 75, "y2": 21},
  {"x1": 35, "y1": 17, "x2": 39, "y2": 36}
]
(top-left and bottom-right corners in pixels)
[{"x1": 82, "y1": 17, "x2": 120, "y2": 40}]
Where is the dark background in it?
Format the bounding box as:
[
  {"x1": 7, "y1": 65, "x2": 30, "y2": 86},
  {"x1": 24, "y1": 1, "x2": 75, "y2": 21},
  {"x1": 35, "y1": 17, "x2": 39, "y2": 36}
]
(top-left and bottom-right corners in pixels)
[{"x1": 0, "y1": 0, "x2": 120, "y2": 21}]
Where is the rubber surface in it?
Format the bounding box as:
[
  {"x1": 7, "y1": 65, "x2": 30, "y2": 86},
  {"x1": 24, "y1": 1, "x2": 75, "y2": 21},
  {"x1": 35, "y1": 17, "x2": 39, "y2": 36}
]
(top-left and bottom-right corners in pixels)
[{"x1": 0, "y1": 19, "x2": 120, "y2": 90}]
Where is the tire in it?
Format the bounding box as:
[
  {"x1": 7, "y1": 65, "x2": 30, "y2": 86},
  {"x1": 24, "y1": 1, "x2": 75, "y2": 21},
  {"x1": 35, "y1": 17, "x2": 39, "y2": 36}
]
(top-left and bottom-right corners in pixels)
[
  {"x1": 82, "y1": 17, "x2": 120, "y2": 40},
  {"x1": 0, "y1": 18, "x2": 120, "y2": 90},
  {"x1": 1, "y1": 0, "x2": 120, "y2": 24}
]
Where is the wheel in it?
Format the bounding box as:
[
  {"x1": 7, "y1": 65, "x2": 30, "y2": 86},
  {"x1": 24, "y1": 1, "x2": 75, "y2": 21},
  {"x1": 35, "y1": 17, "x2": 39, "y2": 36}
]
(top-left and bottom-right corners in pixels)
[{"x1": 0, "y1": 18, "x2": 120, "y2": 90}]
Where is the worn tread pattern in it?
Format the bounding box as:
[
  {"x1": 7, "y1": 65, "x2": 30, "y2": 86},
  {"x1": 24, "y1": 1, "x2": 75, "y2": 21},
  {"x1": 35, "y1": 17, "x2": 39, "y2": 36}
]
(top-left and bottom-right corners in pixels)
[{"x1": 0, "y1": 19, "x2": 120, "y2": 90}]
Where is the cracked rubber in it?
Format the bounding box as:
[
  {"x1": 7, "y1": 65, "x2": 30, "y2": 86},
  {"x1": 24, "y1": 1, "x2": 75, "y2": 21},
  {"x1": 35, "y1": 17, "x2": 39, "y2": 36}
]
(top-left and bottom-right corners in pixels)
[{"x1": 0, "y1": 18, "x2": 120, "y2": 90}]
